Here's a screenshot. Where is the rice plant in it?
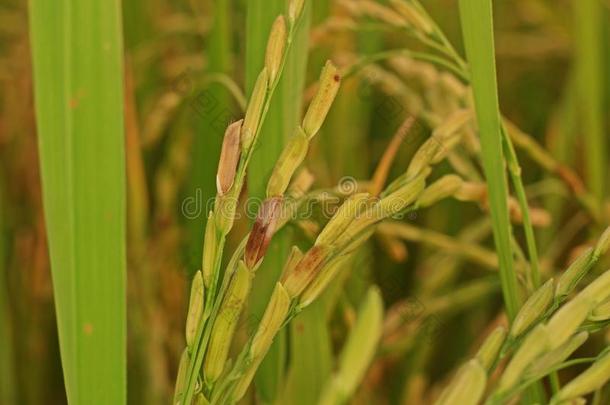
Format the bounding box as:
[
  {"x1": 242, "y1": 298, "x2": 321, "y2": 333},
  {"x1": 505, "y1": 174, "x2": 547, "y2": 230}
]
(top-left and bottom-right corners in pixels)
[{"x1": 1, "y1": 0, "x2": 609, "y2": 404}]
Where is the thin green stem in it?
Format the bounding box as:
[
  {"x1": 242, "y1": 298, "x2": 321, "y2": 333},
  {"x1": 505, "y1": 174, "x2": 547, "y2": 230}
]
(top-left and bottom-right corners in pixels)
[
  {"x1": 549, "y1": 372, "x2": 561, "y2": 393},
  {"x1": 411, "y1": 0, "x2": 543, "y2": 293},
  {"x1": 342, "y1": 48, "x2": 469, "y2": 83},
  {"x1": 201, "y1": 73, "x2": 247, "y2": 111},
  {"x1": 502, "y1": 127, "x2": 541, "y2": 289},
  {"x1": 489, "y1": 357, "x2": 597, "y2": 404}
]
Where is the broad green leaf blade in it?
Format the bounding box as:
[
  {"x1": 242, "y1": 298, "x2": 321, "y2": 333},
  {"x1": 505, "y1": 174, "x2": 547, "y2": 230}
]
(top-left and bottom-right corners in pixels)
[
  {"x1": 458, "y1": 0, "x2": 520, "y2": 319},
  {"x1": 29, "y1": 1, "x2": 126, "y2": 403}
]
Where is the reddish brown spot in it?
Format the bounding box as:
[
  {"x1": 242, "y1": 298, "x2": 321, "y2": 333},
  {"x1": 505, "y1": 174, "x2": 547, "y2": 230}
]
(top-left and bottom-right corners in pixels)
[
  {"x1": 294, "y1": 245, "x2": 326, "y2": 275},
  {"x1": 244, "y1": 197, "x2": 283, "y2": 268},
  {"x1": 69, "y1": 89, "x2": 86, "y2": 109},
  {"x1": 333, "y1": 74, "x2": 340, "y2": 82},
  {"x1": 83, "y1": 323, "x2": 94, "y2": 335}
]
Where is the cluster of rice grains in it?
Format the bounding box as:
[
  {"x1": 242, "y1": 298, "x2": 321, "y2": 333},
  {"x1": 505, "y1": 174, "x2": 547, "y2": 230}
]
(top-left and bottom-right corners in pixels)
[
  {"x1": 436, "y1": 228, "x2": 610, "y2": 405},
  {"x1": 173, "y1": 1, "x2": 313, "y2": 403},
  {"x1": 173, "y1": 4, "x2": 483, "y2": 403},
  {"x1": 172, "y1": 1, "x2": 610, "y2": 404},
  {"x1": 314, "y1": 0, "x2": 610, "y2": 404}
]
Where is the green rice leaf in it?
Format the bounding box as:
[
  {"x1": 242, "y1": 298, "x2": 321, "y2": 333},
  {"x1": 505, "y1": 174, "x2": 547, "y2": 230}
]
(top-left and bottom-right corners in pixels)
[
  {"x1": 29, "y1": 1, "x2": 126, "y2": 403},
  {"x1": 458, "y1": 0, "x2": 520, "y2": 319}
]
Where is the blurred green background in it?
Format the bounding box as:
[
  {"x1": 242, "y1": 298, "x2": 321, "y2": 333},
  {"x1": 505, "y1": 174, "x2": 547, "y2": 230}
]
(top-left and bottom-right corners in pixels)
[{"x1": 1, "y1": 0, "x2": 609, "y2": 404}]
